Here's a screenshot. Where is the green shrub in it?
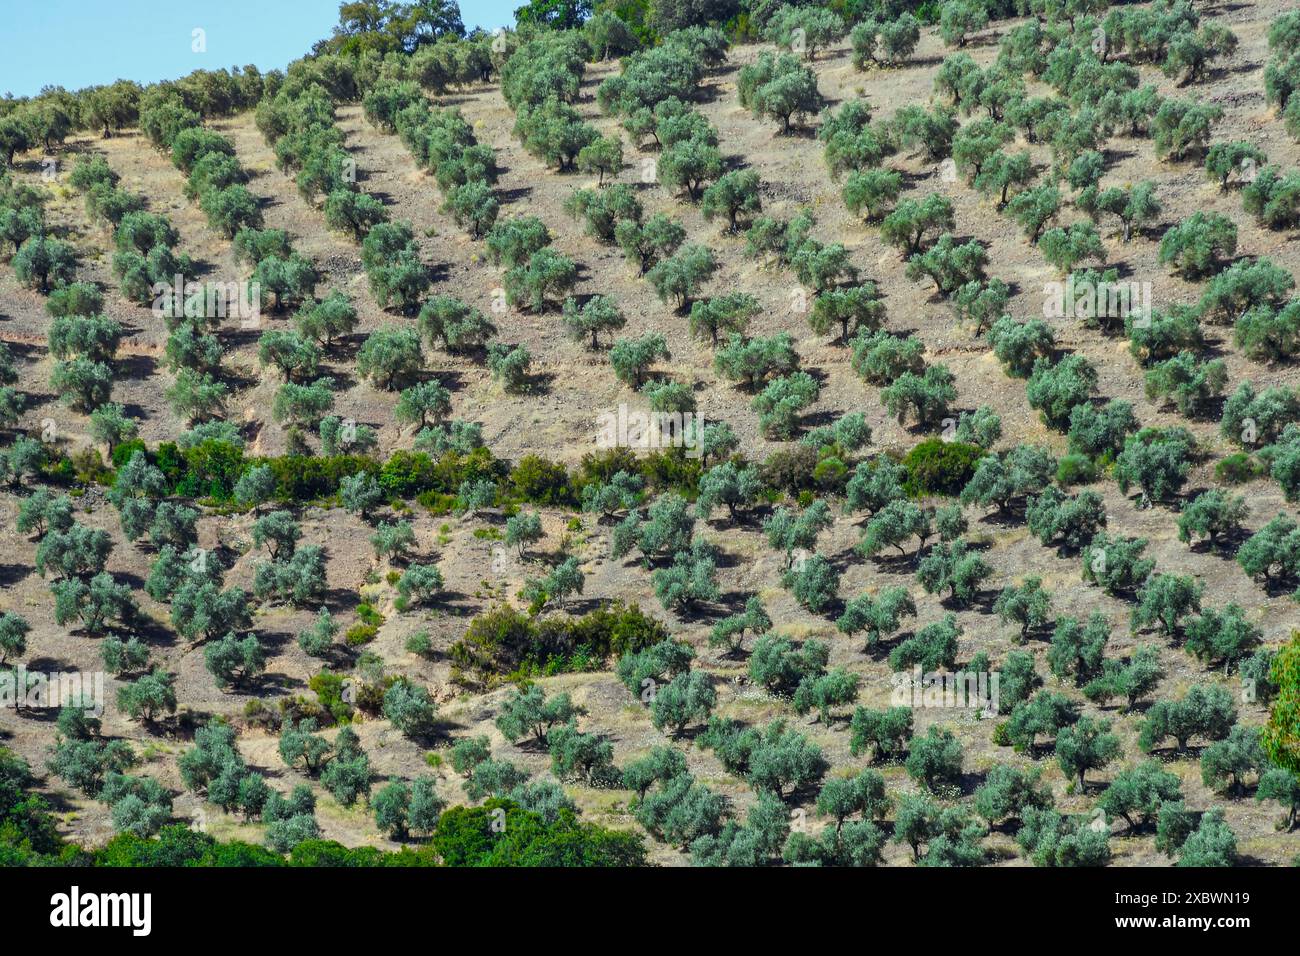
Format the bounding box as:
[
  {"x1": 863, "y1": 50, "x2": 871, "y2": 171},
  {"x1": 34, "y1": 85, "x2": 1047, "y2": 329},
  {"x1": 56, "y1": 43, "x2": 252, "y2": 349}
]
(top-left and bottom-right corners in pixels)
[
  {"x1": 510, "y1": 454, "x2": 575, "y2": 506},
  {"x1": 1215, "y1": 453, "x2": 1263, "y2": 484},
  {"x1": 901, "y1": 439, "x2": 984, "y2": 496},
  {"x1": 1056, "y1": 454, "x2": 1098, "y2": 486},
  {"x1": 449, "y1": 601, "x2": 669, "y2": 687}
]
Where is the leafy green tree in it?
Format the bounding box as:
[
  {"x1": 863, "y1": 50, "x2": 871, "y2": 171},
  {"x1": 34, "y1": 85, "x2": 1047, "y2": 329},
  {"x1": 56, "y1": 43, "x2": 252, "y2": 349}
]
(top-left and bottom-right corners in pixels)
[
  {"x1": 0, "y1": 612, "x2": 30, "y2": 665},
  {"x1": 441, "y1": 180, "x2": 498, "y2": 239},
  {"x1": 560, "y1": 294, "x2": 625, "y2": 350},
  {"x1": 52, "y1": 572, "x2": 135, "y2": 634},
  {"x1": 486, "y1": 215, "x2": 551, "y2": 269},
  {"x1": 609, "y1": 333, "x2": 669, "y2": 388},
  {"x1": 1083, "y1": 644, "x2": 1165, "y2": 712},
  {"x1": 1006, "y1": 184, "x2": 1061, "y2": 242},
  {"x1": 1174, "y1": 807, "x2": 1237, "y2": 866},
  {"x1": 738, "y1": 51, "x2": 824, "y2": 133},
  {"x1": 383, "y1": 680, "x2": 439, "y2": 738},
  {"x1": 916, "y1": 539, "x2": 991, "y2": 606},
  {"x1": 504, "y1": 511, "x2": 543, "y2": 557},
  {"x1": 1139, "y1": 684, "x2": 1237, "y2": 752},
  {"x1": 1026, "y1": 355, "x2": 1097, "y2": 430},
  {"x1": 1256, "y1": 768, "x2": 1300, "y2": 830},
  {"x1": 880, "y1": 194, "x2": 955, "y2": 254},
  {"x1": 960, "y1": 443, "x2": 1056, "y2": 514},
  {"x1": 496, "y1": 685, "x2": 580, "y2": 746},
  {"x1": 1026, "y1": 487, "x2": 1106, "y2": 551},
  {"x1": 1048, "y1": 613, "x2": 1110, "y2": 685},
  {"x1": 1158, "y1": 211, "x2": 1236, "y2": 278},
  {"x1": 1200, "y1": 725, "x2": 1263, "y2": 796},
  {"x1": 986, "y1": 316, "x2": 1053, "y2": 379},
  {"x1": 881, "y1": 365, "x2": 957, "y2": 428},
  {"x1": 1056, "y1": 716, "x2": 1121, "y2": 788},
  {"x1": 809, "y1": 284, "x2": 885, "y2": 344},
  {"x1": 297, "y1": 608, "x2": 338, "y2": 658},
  {"x1": 1131, "y1": 572, "x2": 1202, "y2": 637},
  {"x1": 615, "y1": 213, "x2": 684, "y2": 275},
  {"x1": 1235, "y1": 301, "x2": 1300, "y2": 363},
  {"x1": 974, "y1": 765, "x2": 1053, "y2": 828},
  {"x1": 897, "y1": 223, "x2": 978, "y2": 284},
  {"x1": 565, "y1": 184, "x2": 641, "y2": 242},
  {"x1": 1068, "y1": 400, "x2": 1137, "y2": 458},
  {"x1": 88, "y1": 403, "x2": 138, "y2": 455},
  {"x1": 851, "y1": 14, "x2": 920, "y2": 68},
  {"x1": 633, "y1": 772, "x2": 724, "y2": 850},
  {"x1": 714, "y1": 332, "x2": 797, "y2": 391},
  {"x1": 396, "y1": 563, "x2": 444, "y2": 610},
  {"x1": 1016, "y1": 806, "x2": 1110, "y2": 867},
  {"x1": 117, "y1": 669, "x2": 178, "y2": 725},
  {"x1": 417, "y1": 295, "x2": 495, "y2": 354},
  {"x1": 324, "y1": 188, "x2": 387, "y2": 238},
  {"x1": 548, "y1": 720, "x2": 616, "y2": 787},
  {"x1": 782, "y1": 552, "x2": 841, "y2": 613},
  {"x1": 1114, "y1": 426, "x2": 1194, "y2": 506},
  {"x1": 1097, "y1": 761, "x2": 1182, "y2": 833},
  {"x1": 1153, "y1": 98, "x2": 1222, "y2": 161},
  {"x1": 486, "y1": 342, "x2": 532, "y2": 393},
  {"x1": 198, "y1": 184, "x2": 263, "y2": 237},
  {"x1": 1144, "y1": 351, "x2": 1226, "y2": 417},
  {"x1": 836, "y1": 588, "x2": 916, "y2": 652},
  {"x1": 1183, "y1": 604, "x2": 1261, "y2": 670},
  {"x1": 357, "y1": 325, "x2": 423, "y2": 389},
  {"x1": 525, "y1": 555, "x2": 586, "y2": 610},
  {"x1": 708, "y1": 595, "x2": 771, "y2": 656},
  {"x1": 753, "y1": 371, "x2": 819, "y2": 439},
  {"x1": 204, "y1": 633, "x2": 266, "y2": 689},
  {"x1": 994, "y1": 577, "x2": 1052, "y2": 641},
  {"x1": 319, "y1": 726, "x2": 371, "y2": 807},
  {"x1": 646, "y1": 244, "x2": 716, "y2": 311},
  {"x1": 889, "y1": 615, "x2": 961, "y2": 672},
  {"x1": 842, "y1": 168, "x2": 902, "y2": 221},
  {"x1": 50, "y1": 358, "x2": 114, "y2": 412},
  {"x1": 1216, "y1": 379, "x2": 1300, "y2": 447},
  {"x1": 1243, "y1": 165, "x2": 1300, "y2": 229},
  {"x1": 700, "y1": 169, "x2": 761, "y2": 233},
  {"x1": 858, "y1": 499, "x2": 931, "y2": 558},
  {"x1": 688, "y1": 294, "x2": 759, "y2": 346},
  {"x1": 695, "y1": 461, "x2": 762, "y2": 523},
  {"x1": 1096, "y1": 182, "x2": 1161, "y2": 242},
  {"x1": 371, "y1": 520, "x2": 416, "y2": 562},
  {"x1": 658, "y1": 134, "x2": 723, "y2": 201},
  {"x1": 939, "y1": 0, "x2": 988, "y2": 48},
  {"x1": 1039, "y1": 222, "x2": 1105, "y2": 276},
  {"x1": 906, "y1": 726, "x2": 963, "y2": 792},
  {"x1": 35, "y1": 522, "x2": 112, "y2": 581},
  {"x1": 1005, "y1": 690, "x2": 1080, "y2": 754},
  {"x1": 651, "y1": 669, "x2": 717, "y2": 737},
  {"x1": 1081, "y1": 532, "x2": 1155, "y2": 596},
  {"x1": 254, "y1": 255, "x2": 318, "y2": 313},
  {"x1": 340, "y1": 471, "x2": 385, "y2": 520},
  {"x1": 793, "y1": 668, "x2": 861, "y2": 725},
  {"x1": 848, "y1": 706, "x2": 913, "y2": 763},
  {"x1": 749, "y1": 633, "x2": 828, "y2": 696},
  {"x1": 13, "y1": 236, "x2": 77, "y2": 293}
]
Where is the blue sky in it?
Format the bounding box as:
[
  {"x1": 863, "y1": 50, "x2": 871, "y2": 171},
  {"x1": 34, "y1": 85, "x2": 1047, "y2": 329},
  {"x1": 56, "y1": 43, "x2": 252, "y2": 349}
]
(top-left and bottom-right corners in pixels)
[{"x1": 0, "y1": 0, "x2": 521, "y2": 98}]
